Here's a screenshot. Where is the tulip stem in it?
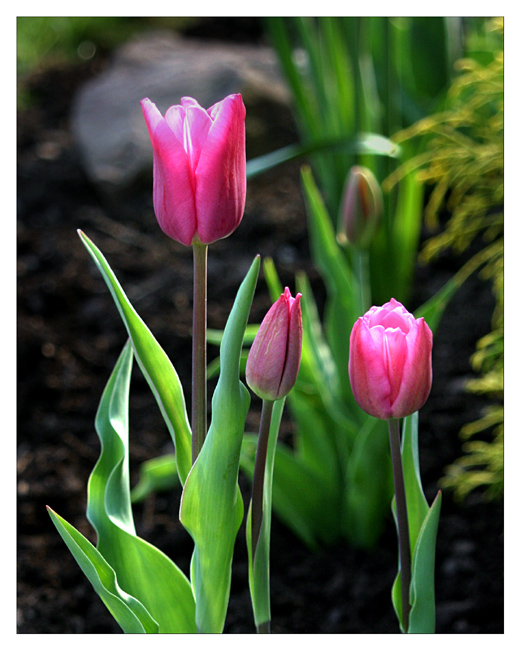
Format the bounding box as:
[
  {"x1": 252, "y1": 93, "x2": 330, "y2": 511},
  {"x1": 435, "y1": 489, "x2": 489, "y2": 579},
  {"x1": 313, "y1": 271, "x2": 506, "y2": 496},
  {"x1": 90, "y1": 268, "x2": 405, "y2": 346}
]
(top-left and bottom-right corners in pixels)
[
  {"x1": 250, "y1": 398, "x2": 275, "y2": 634},
  {"x1": 251, "y1": 399, "x2": 274, "y2": 562},
  {"x1": 388, "y1": 418, "x2": 411, "y2": 632},
  {"x1": 191, "y1": 242, "x2": 208, "y2": 464}
]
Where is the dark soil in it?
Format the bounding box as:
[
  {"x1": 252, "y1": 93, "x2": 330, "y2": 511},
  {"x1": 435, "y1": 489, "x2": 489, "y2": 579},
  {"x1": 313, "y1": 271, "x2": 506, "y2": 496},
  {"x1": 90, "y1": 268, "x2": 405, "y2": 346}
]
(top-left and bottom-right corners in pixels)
[{"x1": 17, "y1": 23, "x2": 503, "y2": 635}]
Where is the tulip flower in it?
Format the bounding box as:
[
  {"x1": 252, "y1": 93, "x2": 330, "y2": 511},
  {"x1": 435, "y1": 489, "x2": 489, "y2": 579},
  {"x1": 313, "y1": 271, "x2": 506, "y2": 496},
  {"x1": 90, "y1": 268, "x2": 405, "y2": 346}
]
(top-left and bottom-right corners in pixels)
[
  {"x1": 246, "y1": 288, "x2": 303, "y2": 402},
  {"x1": 349, "y1": 297, "x2": 433, "y2": 632},
  {"x1": 338, "y1": 165, "x2": 382, "y2": 249},
  {"x1": 140, "y1": 94, "x2": 246, "y2": 247},
  {"x1": 349, "y1": 298, "x2": 432, "y2": 420},
  {"x1": 245, "y1": 287, "x2": 303, "y2": 633},
  {"x1": 141, "y1": 93, "x2": 247, "y2": 461}
]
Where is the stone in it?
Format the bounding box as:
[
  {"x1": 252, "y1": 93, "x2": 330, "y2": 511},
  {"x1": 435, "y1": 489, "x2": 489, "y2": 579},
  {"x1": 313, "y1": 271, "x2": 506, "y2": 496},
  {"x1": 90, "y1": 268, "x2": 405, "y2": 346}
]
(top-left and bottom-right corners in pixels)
[{"x1": 71, "y1": 31, "x2": 293, "y2": 193}]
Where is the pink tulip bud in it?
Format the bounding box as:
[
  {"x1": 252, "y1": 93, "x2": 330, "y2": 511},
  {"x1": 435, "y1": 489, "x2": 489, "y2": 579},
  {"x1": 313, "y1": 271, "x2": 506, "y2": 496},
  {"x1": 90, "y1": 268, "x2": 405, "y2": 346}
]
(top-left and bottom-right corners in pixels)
[
  {"x1": 141, "y1": 94, "x2": 246, "y2": 246},
  {"x1": 338, "y1": 166, "x2": 382, "y2": 248},
  {"x1": 349, "y1": 298, "x2": 432, "y2": 420},
  {"x1": 246, "y1": 288, "x2": 303, "y2": 401}
]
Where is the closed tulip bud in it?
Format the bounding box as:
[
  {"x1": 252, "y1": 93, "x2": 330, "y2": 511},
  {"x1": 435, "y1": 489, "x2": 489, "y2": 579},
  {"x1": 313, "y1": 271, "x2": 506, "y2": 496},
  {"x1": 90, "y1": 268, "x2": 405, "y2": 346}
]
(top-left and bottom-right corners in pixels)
[
  {"x1": 246, "y1": 288, "x2": 303, "y2": 402},
  {"x1": 141, "y1": 94, "x2": 246, "y2": 246},
  {"x1": 349, "y1": 298, "x2": 432, "y2": 420},
  {"x1": 338, "y1": 166, "x2": 382, "y2": 248}
]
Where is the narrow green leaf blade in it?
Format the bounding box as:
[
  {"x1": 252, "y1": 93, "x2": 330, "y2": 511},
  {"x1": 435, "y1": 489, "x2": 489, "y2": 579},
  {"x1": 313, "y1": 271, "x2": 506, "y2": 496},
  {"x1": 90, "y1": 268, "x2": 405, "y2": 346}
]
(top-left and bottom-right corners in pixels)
[
  {"x1": 47, "y1": 507, "x2": 158, "y2": 634},
  {"x1": 179, "y1": 255, "x2": 260, "y2": 633},
  {"x1": 78, "y1": 230, "x2": 192, "y2": 485}
]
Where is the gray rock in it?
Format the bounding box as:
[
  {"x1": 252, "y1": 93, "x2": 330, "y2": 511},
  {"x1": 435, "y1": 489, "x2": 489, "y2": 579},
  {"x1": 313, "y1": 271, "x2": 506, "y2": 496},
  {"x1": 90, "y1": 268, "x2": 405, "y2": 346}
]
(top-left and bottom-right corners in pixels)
[{"x1": 71, "y1": 31, "x2": 292, "y2": 193}]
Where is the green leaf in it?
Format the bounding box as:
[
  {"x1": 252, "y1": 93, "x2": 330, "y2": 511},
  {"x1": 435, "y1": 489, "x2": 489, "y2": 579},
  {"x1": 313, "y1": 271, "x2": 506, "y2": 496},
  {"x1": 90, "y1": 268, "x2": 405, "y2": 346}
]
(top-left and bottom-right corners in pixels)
[
  {"x1": 179, "y1": 255, "x2": 260, "y2": 633},
  {"x1": 391, "y1": 413, "x2": 441, "y2": 633},
  {"x1": 401, "y1": 412, "x2": 429, "y2": 552},
  {"x1": 131, "y1": 454, "x2": 178, "y2": 503},
  {"x1": 87, "y1": 341, "x2": 196, "y2": 633},
  {"x1": 408, "y1": 491, "x2": 442, "y2": 633},
  {"x1": 78, "y1": 230, "x2": 192, "y2": 485},
  {"x1": 47, "y1": 507, "x2": 158, "y2": 634},
  {"x1": 246, "y1": 133, "x2": 400, "y2": 179}
]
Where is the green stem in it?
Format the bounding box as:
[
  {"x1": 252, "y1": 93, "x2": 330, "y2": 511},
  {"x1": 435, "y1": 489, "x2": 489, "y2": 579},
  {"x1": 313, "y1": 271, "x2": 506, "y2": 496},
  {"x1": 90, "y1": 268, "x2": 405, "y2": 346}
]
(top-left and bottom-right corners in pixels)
[
  {"x1": 191, "y1": 242, "x2": 208, "y2": 464},
  {"x1": 388, "y1": 417, "x2": 411, "y2": 632},
  {"x1": 250, "y1": 399, "x2": 275, "y2": 562}
]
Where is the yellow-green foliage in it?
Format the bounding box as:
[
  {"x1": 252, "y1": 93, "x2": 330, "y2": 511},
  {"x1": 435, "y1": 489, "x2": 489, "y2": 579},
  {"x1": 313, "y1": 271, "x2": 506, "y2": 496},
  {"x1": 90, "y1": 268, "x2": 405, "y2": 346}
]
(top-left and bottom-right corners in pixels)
[{"x1": 386, "y1": 18, "x2": 503, "y2": 501}]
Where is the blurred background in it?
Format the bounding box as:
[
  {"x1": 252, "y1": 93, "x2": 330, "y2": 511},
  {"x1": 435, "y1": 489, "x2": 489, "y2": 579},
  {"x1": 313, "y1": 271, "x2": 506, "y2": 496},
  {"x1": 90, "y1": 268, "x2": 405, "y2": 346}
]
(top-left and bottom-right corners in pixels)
[{"x1": 17, "y1": 16, "x2": 503, "y2": 633}]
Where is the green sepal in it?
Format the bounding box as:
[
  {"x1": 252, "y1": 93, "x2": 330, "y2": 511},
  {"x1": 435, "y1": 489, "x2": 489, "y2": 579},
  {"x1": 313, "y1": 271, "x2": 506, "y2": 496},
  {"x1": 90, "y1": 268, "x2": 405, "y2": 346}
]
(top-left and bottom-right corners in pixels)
[
  {"x1": 179, "y1": 255, "x2": 260, "y2": 633},
  {"x1": 78, "y1": 230, "x2": 192, "y2": 485},
  {"x1": 46, "y1": 507, "x2": 158, "y2": 634}
]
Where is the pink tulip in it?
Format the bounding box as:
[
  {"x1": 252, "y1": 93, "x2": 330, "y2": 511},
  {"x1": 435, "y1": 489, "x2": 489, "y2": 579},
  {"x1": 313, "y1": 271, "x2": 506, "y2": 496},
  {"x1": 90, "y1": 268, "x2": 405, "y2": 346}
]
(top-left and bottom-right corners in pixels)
[
  {"x1": 246, "y1": 288, "x2": 303, "y2": 401},
  {"x1": 349, "y1": 298, "x2": 432, "y2": 420},
  {"x1": 141, "y1": 94, "x2": 246, "y2": 246}
]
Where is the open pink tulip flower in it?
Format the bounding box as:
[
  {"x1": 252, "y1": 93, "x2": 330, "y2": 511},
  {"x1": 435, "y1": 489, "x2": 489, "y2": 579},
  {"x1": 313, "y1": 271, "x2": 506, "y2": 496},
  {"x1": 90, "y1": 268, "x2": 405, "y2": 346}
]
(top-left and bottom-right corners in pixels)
[
  {"x1": 349, "y1": 298, "x2": 433, "y2": 420},
  {"x1": 141, "y1": 94, "x2": 246, "y2": 246},
  {"x1": 246, "y1": 288, "x2": 303, "y2": 402}
]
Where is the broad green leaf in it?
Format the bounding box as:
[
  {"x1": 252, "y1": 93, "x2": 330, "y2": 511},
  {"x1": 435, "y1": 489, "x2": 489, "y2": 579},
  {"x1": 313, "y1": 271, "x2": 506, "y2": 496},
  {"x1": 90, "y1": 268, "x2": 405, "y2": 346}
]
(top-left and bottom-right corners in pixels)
[
  {"x1": 179, "y1": 255, "x2": 260, "y2": 633},
  {"x1": 47, "y1": 507, "x2": 158, "y2": 634},
  {"x1": 131, "y1": 454, "x2": 178, "y2": 503},
  {"x1": 246, "y1": 399, "x2": 286, "y2": 631},
  {"x1": 78, "y1": 230, "x2": 192, "y2": 485},
  {"x1": 87, "y1": 342, "x2": 196, "y2": 633}
]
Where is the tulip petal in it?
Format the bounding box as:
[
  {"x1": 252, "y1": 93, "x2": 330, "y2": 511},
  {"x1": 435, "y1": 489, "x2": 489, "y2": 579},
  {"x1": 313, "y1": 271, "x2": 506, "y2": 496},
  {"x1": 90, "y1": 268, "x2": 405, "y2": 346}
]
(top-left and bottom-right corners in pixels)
[
  {"x1": 141, "y1": 99, "x2": 197, "y2": 246},
  {"x1": 194, "y1": 94, "x2": 246, "y2": 244},
  {"x1": 382, "y1": 327, "x2": 408, "y2": 405},
  {"x1": 246, "y1": 298, "x2": 289, "y2": 401},
  {"x1": 277, "y1": 293, "x2": 302, "y2": 399},
  {"x1": 185, "y1": 104, "x2": 213, "y2": 172},
  {"x1": 392, "y1": 318, "x2": 433, "y2": 418},
  {"x1": 349, "y1": 320, "x2": 393, "y2": 419}
]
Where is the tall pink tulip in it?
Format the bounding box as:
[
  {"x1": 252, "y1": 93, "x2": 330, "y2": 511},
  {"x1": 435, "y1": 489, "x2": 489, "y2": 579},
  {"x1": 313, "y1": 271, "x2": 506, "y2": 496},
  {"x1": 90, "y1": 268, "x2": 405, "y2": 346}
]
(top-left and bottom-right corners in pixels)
[
  {"x1": 349, "y1": 298, "x2": 432, "y2": 420},
  {"x1": 141, "y1": 94, "x2": 246, "y2": 246},
  {"x1": 246, "y1": 288, "x2": 303, "y2": 402}
]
